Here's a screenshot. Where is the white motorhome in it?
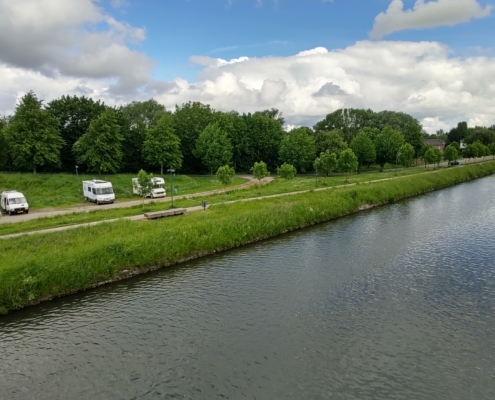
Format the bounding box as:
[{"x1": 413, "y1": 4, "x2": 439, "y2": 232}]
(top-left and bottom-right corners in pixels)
[
  {"x1": 82, "y1": 180, "x2": 115, "y2": 204},
  {"x1": 132, "y1": 177, "x2": 166, "y2": 198},
  {"x1": 1, "y1": 190, "x2": 29, "y2": 215}
]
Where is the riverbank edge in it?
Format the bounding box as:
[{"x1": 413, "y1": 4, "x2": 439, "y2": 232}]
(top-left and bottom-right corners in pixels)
[{"x1": 1, "y1": 162, "x2": 495, "y2": 314}]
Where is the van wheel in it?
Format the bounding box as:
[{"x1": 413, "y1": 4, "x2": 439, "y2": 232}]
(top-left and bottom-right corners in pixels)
[
  {"x1": 25, "y1": 210, "x2": 29, "y2": 214},
  {"x1": 96, "y1": 200, "x2": 100, "y2": 205}
]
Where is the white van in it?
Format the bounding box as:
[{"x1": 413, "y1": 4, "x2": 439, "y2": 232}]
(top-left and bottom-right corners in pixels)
[
  {"x1": 132, "y1": 177, "x2": 166, "y2": 198},
  {"x1": 1, "y1": 190, "x2": 29, "y2": 215},
  {"x1": 82, "y1": 180, "x2": 115, "y2": 205}
]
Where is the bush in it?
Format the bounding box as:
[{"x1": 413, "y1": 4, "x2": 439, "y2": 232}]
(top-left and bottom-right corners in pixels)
[
  {"x1": 216, "y1": 165, "x2": 235, "y2": 186},
  {"x1": 277, "y1": 163, "x2": 296, "y2": 179}
]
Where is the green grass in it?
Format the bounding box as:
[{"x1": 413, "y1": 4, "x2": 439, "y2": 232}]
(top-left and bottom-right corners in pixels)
[
  {"x1": 0, "y1": 167, "x2": 439, "y2": 236},
  {"x1": 0, "y1": 173, "x2": 247, "y2": 209},
  {"x1": 1, "y1": 161, "x2": 494, "y2": 313}
]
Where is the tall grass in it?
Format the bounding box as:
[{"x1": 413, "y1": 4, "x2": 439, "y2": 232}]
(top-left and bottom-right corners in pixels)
[{"x1": 1, "y1": 162, "x2": 494, "y2": 314}]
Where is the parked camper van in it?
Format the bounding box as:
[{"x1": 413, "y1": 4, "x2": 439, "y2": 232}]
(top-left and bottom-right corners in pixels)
[
  {"x1": 132, "y1": 177, "x2": 166, "y2": 198},
  {"x1": 1, "y1": 190, "x2": 29, "y2": 215},
  {"x1": 82, "y1": 180, "x2": 115, "y2": 205}
]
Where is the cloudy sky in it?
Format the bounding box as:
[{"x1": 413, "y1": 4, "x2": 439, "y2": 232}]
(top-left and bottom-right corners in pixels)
[{"x1": 1, "y1": 0, "x2": 494, "y2": 132}]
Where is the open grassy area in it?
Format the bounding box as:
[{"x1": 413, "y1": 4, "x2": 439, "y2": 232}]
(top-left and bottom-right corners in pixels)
[
  {"x1": 1, "y1": 161, "x2": 494, "y2": 313},
  {"x1": 0, "y1": 166, "x2": 465, "y2": 236},
  {"x1": 0, "y1": 173, "x2": 247, "y2": 209}
]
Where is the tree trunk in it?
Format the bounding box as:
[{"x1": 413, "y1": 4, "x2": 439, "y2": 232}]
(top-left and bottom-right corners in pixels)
[{"x1": 161, "y1": 165, "x2": 163, "y2": 176}]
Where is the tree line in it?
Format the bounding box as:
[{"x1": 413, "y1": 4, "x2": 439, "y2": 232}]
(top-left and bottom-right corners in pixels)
[{"x1": 1, "y1": 91, "x2": 494, "y2": 176}]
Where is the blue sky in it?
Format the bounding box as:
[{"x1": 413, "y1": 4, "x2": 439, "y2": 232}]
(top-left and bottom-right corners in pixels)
[{"x1": 0, "y1": 0, "x2": 494, "y2": 131}]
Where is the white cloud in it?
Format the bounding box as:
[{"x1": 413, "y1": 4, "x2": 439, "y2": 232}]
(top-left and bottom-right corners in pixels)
[
  {"x1": 370, "y1": 0, "x2": 493, "y2": 39},
  {"x1": 1, "y1": 7, "x2": 495, "y2": 135},
  {"x1": 0, "y1": 0, "x2": 153, "y2": 95}
]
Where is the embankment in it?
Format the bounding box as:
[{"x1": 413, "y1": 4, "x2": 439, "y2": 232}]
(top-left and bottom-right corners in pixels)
[{"x1": 1, "y1": 162, "x2": 494, "y2": 314}]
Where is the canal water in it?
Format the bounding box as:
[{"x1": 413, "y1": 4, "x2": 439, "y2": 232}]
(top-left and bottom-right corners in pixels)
[{"x1": 1, "y1": 177, "x2": 495, "y2": 399}]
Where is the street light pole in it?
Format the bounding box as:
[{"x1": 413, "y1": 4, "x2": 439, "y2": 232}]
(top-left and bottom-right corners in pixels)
[
  {"x1": 75, "y1": 165, "x2": 79, "y2": 178},
  {"x1": 167, "y1": 168, "x2": 175, "y2": 207}
]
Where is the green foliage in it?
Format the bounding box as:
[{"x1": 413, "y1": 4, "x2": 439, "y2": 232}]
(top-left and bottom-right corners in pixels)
[
  {"x1": 47, "y1": 95, "x2": 107, "y2": 172},
  {"x1": 447, "y1": 122, "x2": 468, "y2": 145},
  {"x1": 143, "y1": 113, "x2": 183, "y2": 175},
  {"x1": 253, "y1": 108, "x2": 285, "y2": 126},
  {"x1": 0, "y1": 117, "x2": 11, "y2": 171},
  {"x1": 359, "y1": 127, "x2": 381, "y2": 142},
  {"x1": 73, "y1": 109, "x2": 123, "y2": 174},
  {"x1": 314, "y1": 130, "x2": 348, "y2": 156},
  {"x1": 194, "y1": 122, "x2": 233, "y2": 174},
  {"x1": 449, "y1": 141, "x2": 460, "y2": 152},
  {"x1": 350, "y1": 132, "x2": 376, "y2": 172},
  {"x1": 174, "y1": 102, "x2": 216, "y2": 173},
  {"x1": 216, "y1": 165, "x2": 236, "y2": 186},
  {"x1": 277, "y1": 163, "x2": 297, "y2": 179},
  {"x1": 6, "y1": 91, "x2": 64, "y2": 174},
  {"x1": 251, "y1": 161, "x2": 270, "y2": 182},
  {"x1": 465, "y1": 126, "x2": 495, "y2": 146},
  {"x1": 398, "y1": 143, "x2": 415, "y2": 168},
  {"x1": 133, "y1": 169, "x2": 154, "y2": 206},
  {"x1": 374, "y1": 126, "x2": 404, "y2": 171},
  {"x1": 313, "y1": 108, "x2": 375, "y2": 143},
  {"x1": 118, "y1": 99, "x2": 167, "y2": 173},
  {"x1": 279, "y1": 127, "x2": 316, "y2": 173},
  {"x1": 403, "y1": 123, "x2": 424, "y2": 158},
  {"x1": 423, "y1": 148, "x2": 436, "y2": 166},
  {"x1": 443, "y1": 144, "x2": 459, "y2": 164},
  {"x1": 488, "y1": 143, "x2": 495, "y2": 159},
  {"x1": 318, "y1": 150, "x2": 338, "y2": 177},
  {"x1": 337, "y1": 149, "x2": 358, "y2": 180}
]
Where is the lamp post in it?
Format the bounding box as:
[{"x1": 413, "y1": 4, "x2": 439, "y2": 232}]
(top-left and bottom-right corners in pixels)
[
  {"x1": 167, "y1": 168, "x2": 175, "y2": 207},
  {"x1": 75, "y1": 165, "x2": 79, "y2": 178}
]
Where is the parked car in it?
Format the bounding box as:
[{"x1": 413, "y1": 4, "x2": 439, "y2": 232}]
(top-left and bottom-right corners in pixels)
[
  {"x1": 449, "y1": 160, "x2": 462, "y2": 166},
  {"x1": 1, "y1": 190, "x2": 29, "y2": 215}
]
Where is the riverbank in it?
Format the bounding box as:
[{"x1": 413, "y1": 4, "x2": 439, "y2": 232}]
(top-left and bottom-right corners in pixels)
[{"x1": 1, "y1": 161, "x2": 495, "y2": 314}]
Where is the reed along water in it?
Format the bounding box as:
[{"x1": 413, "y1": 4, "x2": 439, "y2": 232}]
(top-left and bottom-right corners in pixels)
[{"x1": 1, "y1": 176, "x2": 495, "y2": 399}]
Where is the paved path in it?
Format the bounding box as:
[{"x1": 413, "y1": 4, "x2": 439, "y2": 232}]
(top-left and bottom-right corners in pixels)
[{"x1": 0, "y1": 175, "x2": 271, "y2": 225}]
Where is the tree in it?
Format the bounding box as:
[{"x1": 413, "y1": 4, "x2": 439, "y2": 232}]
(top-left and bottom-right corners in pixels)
[
  {"x1": 6, "y1": 91, "x2": 64, "y2": 174},
  {"x1": 337, "y1": 149, "x2": 358, "y2": 180},
  {"x1": 446, "y1": 122, "x2": 468, "y2": 145},
  {"x1": 403, "y1": 123, "x2": 424, "y2": 159},
  {"x1": 174, "y1": 102, "x2": 216, "y2": 173},
  {"x1": 118, "y1": 99, "x2": 167, "y2": 173},
  {"x1": 443, "y1": 144, "x2": 459, "y2": 165},
  {"x1": 350, "y1": 132, "x2": 375, "y2": 172},
  {"x1": 253, "y1": 108, "x2": 285, "y2": 126},
  {"x1": 194, "y1": 122, "x2": 233, "y2": 174},
  {"x1": 133, "y1": 169, "x2": 154, "y2": 206},
  {"x1": 488, "y1": 143, "x2": 495, "y2": 159},
  {"x1": 463, "y1": 144, "x2": 476, "y2": 163},
  {"x1": 398, "y1": 143, "x2": 415, "y2": 168},
  {"x1": 374, "y1": 126, "x2": 404, "y2": 171},
  {"x1": 73, "y1": 109, "x2": 123, "y2": 174},
  {"x1": 423, "y1": 148, "x2": 437, "y2": 167},
  {"x1": 47, "y1": 95, "x2": 107, "y2": 172},
  {"x1": 279, "y1": 127, "x2": 316, "y2": 173},
  {"x1": 143, "y1": 113, "x2": 183, "y2": 175},
  {"x1": 313, "y1": 108, "x2": 375, "y2": 143},
  {"x1": 0, "y1": 117, "x2": 11, "y2": 171},
  {"x1": 251, "y1": 161, "x2": 270, "y2": 182},
  {"x1": 432, "y1": 147, "x2": 443, "y2": 167},
  {"x1": 277, "y1": 163, "x2": 297, "y2": 179},
  {"x1": 318, "y1": 150, "x2": 338, "y2": 177},
  {"x1": 314, "y1": 130, "x2": 347, "y2": 156},
  {"x1": 216, "y1": 165, "x2": 235, "y2": 185}
]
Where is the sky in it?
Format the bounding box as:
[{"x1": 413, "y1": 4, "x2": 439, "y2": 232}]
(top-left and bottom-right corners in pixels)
[{"x1": 0, "y1": 0, "x2": 494, "y2": 133}]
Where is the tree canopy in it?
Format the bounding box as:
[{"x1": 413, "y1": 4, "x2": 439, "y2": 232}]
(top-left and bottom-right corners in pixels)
[
  {"x1": 374, "y1": 126, "x2": 404, "y2": 171},
  {"x1": 6, "y1": 91, "x2": 64, "y2": 174},
  {"x1": 194, "y1": 122, "x2": 233, "y2": 174},
  {"x1": 350, "y1": 132, "x2": 376, "y2": 172},
  {"x1": 279, "y1": 127, "x2": 316, "y2": 173}
]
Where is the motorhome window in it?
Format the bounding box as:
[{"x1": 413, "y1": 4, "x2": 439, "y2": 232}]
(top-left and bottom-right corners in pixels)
[
  {"x1": 96, "y1": 188, "x2": 113, "y2": 195},
  {"x1": 92, "y1": 188, "x2": 96, "y2": 194},
  {"x1": 9, "y1": 197, "x2": 26, "y2": 204},
  {"x1": 154, "y1": 183, "x2": 163, "y2": 189},
  {"x1": 87, "y1": 187, "x2": 91, "y2": 192}
]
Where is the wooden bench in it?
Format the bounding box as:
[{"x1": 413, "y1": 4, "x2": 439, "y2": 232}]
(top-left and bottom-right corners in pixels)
[{"x1": 144, "y1": 208, "x2": 186, "y2": 220}]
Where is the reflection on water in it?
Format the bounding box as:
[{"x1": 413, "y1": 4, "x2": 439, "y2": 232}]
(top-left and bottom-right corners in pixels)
[{"x1": 1, "y1": 176, "x2": 495, "y2": 399}]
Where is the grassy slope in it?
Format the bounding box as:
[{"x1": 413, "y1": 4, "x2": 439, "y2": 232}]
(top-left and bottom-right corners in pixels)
[
  {"x1": 1, "y1": 161, "x2": 494, "y2": 313},
  {"x1": 0, "y1": 173, "x2": 246, "y2": 209},
  {"x1": 0, "y1": 167, "x2": 438, "y2": 236}
]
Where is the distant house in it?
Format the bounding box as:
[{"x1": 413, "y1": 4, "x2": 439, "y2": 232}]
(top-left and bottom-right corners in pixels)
[{"x1": 424, "y1": 139, "x2": 445, "y2": 151}]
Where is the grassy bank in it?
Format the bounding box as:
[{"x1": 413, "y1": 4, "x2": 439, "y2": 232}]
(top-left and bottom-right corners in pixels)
[
  {"x1": 1, "y1": 162, "x2": 494, "y2": 314},
  {"x1": 0, "y1": 173, "x2": 246, "y2": 209},
  {"x1": 1, "y1": 167, "x2": 439, "y2": 236}
]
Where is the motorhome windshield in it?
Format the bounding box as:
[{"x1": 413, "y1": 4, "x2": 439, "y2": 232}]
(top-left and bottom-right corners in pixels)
[
  {"x1": 96, "y1": 188, "x2": 113, "y2": 195},
  {"x1": 9, "y1": 197, "x2": 27, "y2": 204},
  {"x1": 153, "y1": 183, "x2": 164, "y2": 189}
]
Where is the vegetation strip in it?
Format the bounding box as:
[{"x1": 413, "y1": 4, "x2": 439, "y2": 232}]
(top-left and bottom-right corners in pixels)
[{"x1": 1, "y1": 162, "x2": 494, "y2": 314}]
